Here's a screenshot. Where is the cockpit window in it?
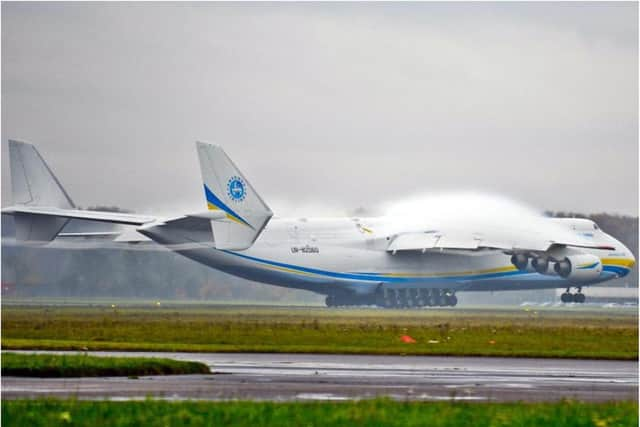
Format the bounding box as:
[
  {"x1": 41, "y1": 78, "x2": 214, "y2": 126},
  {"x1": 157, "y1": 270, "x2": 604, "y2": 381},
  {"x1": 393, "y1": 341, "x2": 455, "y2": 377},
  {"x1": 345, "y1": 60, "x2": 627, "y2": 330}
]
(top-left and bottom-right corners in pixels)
[{"x1": 593, "y1": 223, "x2": 599, "y2": 230}]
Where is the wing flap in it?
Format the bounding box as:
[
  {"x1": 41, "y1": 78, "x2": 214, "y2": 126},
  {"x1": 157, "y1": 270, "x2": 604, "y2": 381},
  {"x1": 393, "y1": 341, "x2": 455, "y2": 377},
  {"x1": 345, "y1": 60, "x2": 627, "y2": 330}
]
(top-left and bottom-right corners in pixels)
[
  {"x1": 388, "y1": 232, "x2": 482, "y2": 252},
  {"x1": 387, "y1": 232, "x2": 439, "y2": 252},
  {"x1": 387, "y1": 230, "x2": 614, "y2": 254}
]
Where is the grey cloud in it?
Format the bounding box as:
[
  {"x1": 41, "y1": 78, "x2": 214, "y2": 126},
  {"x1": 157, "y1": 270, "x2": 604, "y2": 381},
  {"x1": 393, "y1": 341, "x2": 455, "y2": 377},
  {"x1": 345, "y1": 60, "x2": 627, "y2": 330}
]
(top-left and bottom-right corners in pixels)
[{"x1": 2, "y1": 2, "x2": 637, "y2": 216}]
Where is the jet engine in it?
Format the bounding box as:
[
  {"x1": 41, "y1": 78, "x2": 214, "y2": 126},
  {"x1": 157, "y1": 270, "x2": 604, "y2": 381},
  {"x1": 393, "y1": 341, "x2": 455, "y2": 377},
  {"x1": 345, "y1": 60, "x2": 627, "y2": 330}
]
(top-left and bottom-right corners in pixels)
[
  {"x1": 510, "y1": 253, "x2": 529, "y2": 271},
  {"x1": 531, "y1": 256, "x2": 552, "y2": 275},
  {"x1": 553, "y1": 254, "x2": 603, "y2": 282}
]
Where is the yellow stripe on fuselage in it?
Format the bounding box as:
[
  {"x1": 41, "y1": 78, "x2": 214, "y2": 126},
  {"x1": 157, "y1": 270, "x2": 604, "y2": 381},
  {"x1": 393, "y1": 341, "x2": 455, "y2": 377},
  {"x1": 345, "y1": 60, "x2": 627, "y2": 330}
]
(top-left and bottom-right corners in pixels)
[
  {"x1": 378, "y1": 265, "x2": 517, "y2": 278},
  {"x1": 601, "y1": 258, "x2": 635, "y2": 268},
  {"x1": 263, "y1": 264, "x2": 318, "y2": 277}
]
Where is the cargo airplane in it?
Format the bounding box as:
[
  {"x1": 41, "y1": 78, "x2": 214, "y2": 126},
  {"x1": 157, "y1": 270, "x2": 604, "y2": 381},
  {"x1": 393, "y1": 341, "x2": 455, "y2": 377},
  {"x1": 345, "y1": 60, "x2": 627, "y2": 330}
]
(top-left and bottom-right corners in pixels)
[{"x1": 2, "y1": 140, "x2": 635, "y2": 307}]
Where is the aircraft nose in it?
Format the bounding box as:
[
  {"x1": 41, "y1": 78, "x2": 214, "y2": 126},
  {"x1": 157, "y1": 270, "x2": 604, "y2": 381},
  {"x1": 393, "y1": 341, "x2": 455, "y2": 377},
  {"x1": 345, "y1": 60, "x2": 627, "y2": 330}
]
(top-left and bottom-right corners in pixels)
[
  {"x1": 619, "y1": 239, "x2": 636, "y2": 267},
  {"x1": 628, "y1": 249, "x2": 636, "y2": 269},
  {"x1": 616, "y1": 240, "x2": 635, "y2": 274}
]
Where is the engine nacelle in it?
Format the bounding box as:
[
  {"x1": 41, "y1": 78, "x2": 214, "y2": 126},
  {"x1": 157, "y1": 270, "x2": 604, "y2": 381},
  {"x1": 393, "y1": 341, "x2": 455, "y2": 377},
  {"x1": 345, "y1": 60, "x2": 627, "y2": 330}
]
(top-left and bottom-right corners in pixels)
[
  {"x1": 510, "y1": 253, "x2": 529, "y2": 271},
  {"x1": 531, "y1": 256, "x2": 552, "y2": 275},
  {"x1": 554, "y1": 254, "x2": 603, "y2": 282}
]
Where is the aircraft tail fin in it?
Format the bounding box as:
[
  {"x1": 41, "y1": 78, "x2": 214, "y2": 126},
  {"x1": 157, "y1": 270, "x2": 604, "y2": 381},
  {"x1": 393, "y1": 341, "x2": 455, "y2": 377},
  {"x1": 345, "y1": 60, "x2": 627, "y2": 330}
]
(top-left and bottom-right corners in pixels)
[
  {"x1": 8, "y1": 140, "x2": 75, "y2": 241},
  {"x1": 196, "y1": 142, "x2": 273, "y2": 250}
]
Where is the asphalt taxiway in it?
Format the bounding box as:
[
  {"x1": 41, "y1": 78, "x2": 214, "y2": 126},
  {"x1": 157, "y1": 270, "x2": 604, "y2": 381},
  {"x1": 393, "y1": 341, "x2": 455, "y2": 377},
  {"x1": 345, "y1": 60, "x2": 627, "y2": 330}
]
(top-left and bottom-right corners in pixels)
[{"x1": 2, "y1": 352, "x2": 637, "y2": 402}]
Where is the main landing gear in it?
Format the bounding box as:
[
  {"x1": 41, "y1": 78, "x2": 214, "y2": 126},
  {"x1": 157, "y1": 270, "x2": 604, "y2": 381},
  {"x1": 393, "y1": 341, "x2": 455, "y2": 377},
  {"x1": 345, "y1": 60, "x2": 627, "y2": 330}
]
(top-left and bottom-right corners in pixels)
[
  {"x1": 560, "y1": 287, "x2": 586, "y2": 304},
  {"x1": 325, "y1": 293, "x2": 373, "y2": 307},
  {"x1": 325, "y1": 288, "x2": 458, "y2": 309},
  {"x1": 376, "y1": 288, "x2": 457, "y2": 309}
]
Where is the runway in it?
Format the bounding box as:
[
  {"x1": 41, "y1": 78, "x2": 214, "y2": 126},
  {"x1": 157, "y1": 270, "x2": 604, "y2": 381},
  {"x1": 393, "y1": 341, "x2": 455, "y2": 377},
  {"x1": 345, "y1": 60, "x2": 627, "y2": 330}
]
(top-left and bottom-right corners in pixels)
[{"x1": 2, "y1": 351, "x2": 637, "y2": 402}]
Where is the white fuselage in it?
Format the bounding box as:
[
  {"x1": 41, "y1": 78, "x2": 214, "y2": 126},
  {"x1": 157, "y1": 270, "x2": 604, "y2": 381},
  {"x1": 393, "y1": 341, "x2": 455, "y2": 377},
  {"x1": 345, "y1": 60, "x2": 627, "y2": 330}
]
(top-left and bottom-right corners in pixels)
[
  {"x1": 8, "y1": 140, "x2": 635, "y2": 307},
  {"x1": 140, "y1": 215, "x2": 635, "y2": 298}
]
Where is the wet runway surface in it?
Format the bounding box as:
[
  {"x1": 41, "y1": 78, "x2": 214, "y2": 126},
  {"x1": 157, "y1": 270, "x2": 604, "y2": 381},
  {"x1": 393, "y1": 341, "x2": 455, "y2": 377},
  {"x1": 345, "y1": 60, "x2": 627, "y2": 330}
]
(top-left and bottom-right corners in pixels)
[{"x1": 3, "y1": 351, "x2": 637, "y2": 402}]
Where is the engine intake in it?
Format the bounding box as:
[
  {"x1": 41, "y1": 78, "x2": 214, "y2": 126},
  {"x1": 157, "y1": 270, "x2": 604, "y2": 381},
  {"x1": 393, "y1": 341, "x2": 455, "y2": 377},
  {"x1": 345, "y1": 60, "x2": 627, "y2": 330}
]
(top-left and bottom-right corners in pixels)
[
  {"x1": 531, "y1": 256, "x2": 551, "y2": 274},
  {"x1": 510, "y1": 254, "x2": 529, "y2": 271},
  {"x1": 554, "y1": 254, "x2": 603, "y2": 282}
]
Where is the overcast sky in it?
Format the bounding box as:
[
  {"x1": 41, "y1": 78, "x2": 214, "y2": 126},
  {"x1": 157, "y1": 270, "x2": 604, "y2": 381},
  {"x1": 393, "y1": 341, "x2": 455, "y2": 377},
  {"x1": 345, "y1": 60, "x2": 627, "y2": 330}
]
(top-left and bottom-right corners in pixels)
[{"x1": 2, "y1": 2, "x2": 638, "y2": 217}]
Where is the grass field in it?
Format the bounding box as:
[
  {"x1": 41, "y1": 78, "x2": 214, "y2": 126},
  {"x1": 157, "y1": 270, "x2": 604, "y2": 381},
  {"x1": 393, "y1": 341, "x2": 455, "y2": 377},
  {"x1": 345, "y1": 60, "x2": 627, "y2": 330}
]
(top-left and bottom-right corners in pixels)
[
  {"x1": 2, "y1": 305, "x2": 637, "y2": 359},
  {"x1": 2, "y1": 399, "x2": 637, "y2": 427},
  {"x1": 1, "y1": 352, "x2": 210, "y2": 377}
]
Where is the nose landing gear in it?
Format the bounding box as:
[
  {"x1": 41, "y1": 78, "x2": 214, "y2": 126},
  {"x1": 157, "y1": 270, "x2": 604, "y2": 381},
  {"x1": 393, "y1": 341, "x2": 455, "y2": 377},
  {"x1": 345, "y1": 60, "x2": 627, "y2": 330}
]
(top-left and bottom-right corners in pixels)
[{"x1": 560, "y1": 287, "x2": 586, "y2": 304}]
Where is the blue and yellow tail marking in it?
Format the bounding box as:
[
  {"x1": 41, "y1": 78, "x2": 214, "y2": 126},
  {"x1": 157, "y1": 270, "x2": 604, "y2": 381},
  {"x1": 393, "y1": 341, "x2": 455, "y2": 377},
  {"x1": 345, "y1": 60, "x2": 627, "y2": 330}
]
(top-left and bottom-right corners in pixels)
[{"x1": 204, "y1": 184, "x2": 253, "y2": 229}]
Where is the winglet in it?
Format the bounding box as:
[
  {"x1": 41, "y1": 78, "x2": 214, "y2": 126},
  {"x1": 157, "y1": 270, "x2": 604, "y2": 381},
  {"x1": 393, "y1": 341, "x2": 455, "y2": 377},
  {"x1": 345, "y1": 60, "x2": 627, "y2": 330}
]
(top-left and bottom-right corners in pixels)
[{"x1": 196, "y1": 142, "x2": 273, "y2": 250}]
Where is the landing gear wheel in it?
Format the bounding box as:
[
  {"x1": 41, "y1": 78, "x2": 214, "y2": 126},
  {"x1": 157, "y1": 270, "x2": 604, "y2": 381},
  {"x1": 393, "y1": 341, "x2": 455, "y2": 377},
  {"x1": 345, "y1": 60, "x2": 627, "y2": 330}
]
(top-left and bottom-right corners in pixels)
[
  {"x1": 447, "y1": 295, "x2": 458, "y2": 307},
  {"x1": 560, "y1": 293, "x2": 572, "y2": 303},
  {"x1": 384, "y1": 290, "x2": 398, "y2": 309},
  {"x1": 406, "y1": 289, "x2": 417, "y2": 308},
  {"x1": 417, "y1": 290, "x2": 428, "y2": 307},
  {"x1": 397, "y1": 290, "x2": 408, "y2": 309},
  {"x1": 427, "y1": 293, "x2": 437, "y2": 307},
  {"x1": 437, "y1": 293, "x2": 447, "y2": 307},
  {"x1": 575, "y1": 293, "x2": 586, "y2": 304},
  {"x1": 325, "y1": 295, "x2": 336, "y2": 307}
]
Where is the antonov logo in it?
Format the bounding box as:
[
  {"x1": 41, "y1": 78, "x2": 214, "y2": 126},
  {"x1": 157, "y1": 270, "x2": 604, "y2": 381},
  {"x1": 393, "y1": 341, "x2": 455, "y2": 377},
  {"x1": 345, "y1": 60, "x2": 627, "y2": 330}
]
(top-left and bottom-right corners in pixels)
[{"x1": 227, "y1": 176, "x2": 246, "y2": 202}]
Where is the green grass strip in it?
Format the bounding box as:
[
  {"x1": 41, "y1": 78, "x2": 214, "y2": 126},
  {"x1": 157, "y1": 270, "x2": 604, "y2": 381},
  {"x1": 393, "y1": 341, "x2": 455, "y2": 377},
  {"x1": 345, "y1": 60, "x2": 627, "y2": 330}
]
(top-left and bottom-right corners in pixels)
[
  {"x1": 3, "y1": 306, "x2": 637, "y2": 360},
  {"x1": 1, "y1": 353, "x2": 210, "y2": 377},
  {"x1": 2, "y1": 399, "x2": 637, "y2": 427}
]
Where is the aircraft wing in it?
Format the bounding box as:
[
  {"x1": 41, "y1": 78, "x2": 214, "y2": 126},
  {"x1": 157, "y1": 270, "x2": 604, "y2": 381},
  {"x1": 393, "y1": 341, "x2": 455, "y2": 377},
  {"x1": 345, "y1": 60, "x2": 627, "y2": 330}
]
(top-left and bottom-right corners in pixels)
[
  {"x1": 2, "y1": 206, "x2": 155, "y2": 226},
  {"x1": 386, "y1": 230, "x2": 615, "y2": 254}
]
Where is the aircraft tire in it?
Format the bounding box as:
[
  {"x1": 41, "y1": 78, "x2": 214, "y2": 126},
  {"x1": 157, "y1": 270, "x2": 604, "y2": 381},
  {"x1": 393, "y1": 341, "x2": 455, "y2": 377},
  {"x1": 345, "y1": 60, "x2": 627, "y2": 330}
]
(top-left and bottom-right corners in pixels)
[
  {"x1": 560, "y1": 293, "x2": 572, "y2": 303},
  {"x1": 575, "y1": 293, "x2": 586, "y2": 304},
  {"x1": 427, "y1": 291, "x2": 437, "y2": 307},
  {"x1": 417, "y1": 289, "x2": 428, "y2": 307},
  {"x1": 448, "y1": 295, "x2": 458, "y2": 307},
  {"x1": 384, "y1": 289, "x2": 397, "y2": 308},
  {"x1": 407, "y1": 289, "x2": 418, "y2": 308},
  {"x1": 397, "y1": 290, "x2": 408, "y2": 309},
  {"x1": 437, "y1": 291, "x2": 448, "y2": 307}
]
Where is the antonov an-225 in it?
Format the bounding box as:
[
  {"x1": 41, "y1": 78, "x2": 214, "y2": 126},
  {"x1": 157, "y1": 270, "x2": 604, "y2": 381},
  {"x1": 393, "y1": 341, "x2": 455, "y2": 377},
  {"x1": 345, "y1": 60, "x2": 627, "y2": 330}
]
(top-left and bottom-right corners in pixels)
[{"x1": 3, "y1": 140, "x2": 635, "y2": 307}]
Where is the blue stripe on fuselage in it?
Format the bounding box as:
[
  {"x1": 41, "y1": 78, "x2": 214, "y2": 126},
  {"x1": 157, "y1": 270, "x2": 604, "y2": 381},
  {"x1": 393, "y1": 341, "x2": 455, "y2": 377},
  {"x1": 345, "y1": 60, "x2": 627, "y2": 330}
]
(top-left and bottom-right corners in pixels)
[
  {"x1": 219, "y1": 252, "x2": 629, "y2": 284},
  {"x1": 603, "y1": 265, "x2": 631, "y2": 277},
  {"x1": 220, "y1": 250, "x2": 532, "y2": 283}
]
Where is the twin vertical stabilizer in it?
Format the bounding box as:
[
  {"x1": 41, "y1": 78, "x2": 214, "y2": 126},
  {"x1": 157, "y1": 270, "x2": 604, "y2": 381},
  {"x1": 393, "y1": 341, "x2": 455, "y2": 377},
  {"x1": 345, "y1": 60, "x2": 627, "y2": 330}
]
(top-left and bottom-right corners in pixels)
[
  {"x1": 8, "y1": 140, "x2": 75, "y2": 241},
  {"x1": 4, "y1": 139, "x2": 272, "y2": 249},
  {"x1": 195, "y1": 142, "x2": 273, "y2": 250}
]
